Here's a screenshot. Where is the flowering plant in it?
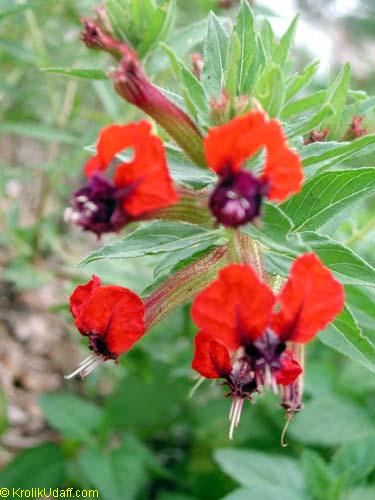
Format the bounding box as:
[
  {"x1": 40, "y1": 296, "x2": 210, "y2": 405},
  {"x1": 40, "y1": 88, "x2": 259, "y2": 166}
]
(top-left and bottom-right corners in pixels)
[{"x1": 57, "y1": 0, "x2": 375, "y2": 444}]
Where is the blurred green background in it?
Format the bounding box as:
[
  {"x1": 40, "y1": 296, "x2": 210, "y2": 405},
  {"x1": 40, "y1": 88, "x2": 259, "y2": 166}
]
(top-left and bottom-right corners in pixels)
[{"x1": 0, "y1": 1, "x2": 374, "y2": 499}]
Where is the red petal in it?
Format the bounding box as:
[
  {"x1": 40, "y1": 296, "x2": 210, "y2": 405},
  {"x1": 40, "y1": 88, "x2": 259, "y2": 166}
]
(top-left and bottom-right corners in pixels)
[
  {"x1": 275, "y1": 349, "x2": 303, "y2": 386},
  {"x1": 84, "y1": 155, "x2": 106, "y2": 177},
  {"x1": 191, "y1": 265, "x2": 275, "y2": 351},
  {"x1": 271, "y1": 253, "x2": 345, "y2": 343},
  {"x1": 69, "y1": 275, "x2": 101, "y2": 327},
  {"x1": 192, "y1": 331, "x2": 232, "y2": 379},
  {"x1": 69, "y1": 279, "x2": 145, "y2": 355},
  {"x1": 97, "y1": 121, "x2": 152, "y2": 166},
  {"x1": 114, "y1": 123, "x2": 178, "y2": 215},
  {"x1": 262, "y1": 120, "x2": 303, "y2": 201},
  {"x1": 204, "y1": 111, "x2": 269, "y2": 173},
  {"x1": 104, "y1": 290, "x2": 145, "y2": 356}
]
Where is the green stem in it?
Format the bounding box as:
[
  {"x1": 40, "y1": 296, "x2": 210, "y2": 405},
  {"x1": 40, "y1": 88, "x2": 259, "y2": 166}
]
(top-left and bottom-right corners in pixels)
[
  {"x1": 345, "y1": 215, "x2": 375, "y2": 246},
  {"x1": 144, "y1": 246, "x2": 229, "y2": 329}
]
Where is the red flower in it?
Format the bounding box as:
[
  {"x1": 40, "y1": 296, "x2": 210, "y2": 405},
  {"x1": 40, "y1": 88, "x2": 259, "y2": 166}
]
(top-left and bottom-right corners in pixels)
[
  {"x1": 191, "y1": 253, "x2": 344, "y2": 437},
  {"x1": 65, "y1": 276, "x2": 145, "y2": 378},
  {"x1": 66, "y1": 121, "x2": 178, "y2": 236},
  {"x1": 203, "y1": 110, "x2": 303, "y2": 227}
]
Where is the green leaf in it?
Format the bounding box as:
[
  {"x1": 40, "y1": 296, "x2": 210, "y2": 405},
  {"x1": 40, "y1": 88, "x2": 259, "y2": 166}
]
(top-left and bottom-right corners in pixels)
[
  {"x1": 332, "y1": 434, "x2": 375, "y2": 485},
  {"x1": 80, "y1": 222, "x2": 223, "y2": 266},
  {"x1": 302, "y1": 231, "x2": 375, "y2": 287},
  {"x1": 161, "y1": 43, "x2": 209, "y2": 125},
  {"x1": 0, "y1": 443, "x2": 66, "y2": 489},
  {"x1": 285, "y1": 60, "x2": 320, "y2": 102},
  {"x1": 282, "y1": 168, "x2": 375, "y2": 232},
  {"x1": 201, "y1": 12, "x2": 229, "y2": 99},
  {"x1": 285, "y1": 104, "x2": 333, "y2": 139},
  {"x1": 273, "y1": 15, "x2": 298, "y2": 68},
  {"x1": 225, "y1": 31, "x2": 241, "y2": 99},
  {"x1": 0, "y1": 39, "x2": 36, "y2": 64},
  {"x1": 254, "y1": 63, "x2": 285, "y2": 117},
  {"x1": 214, "y1": 449, "x2": 306, "y2": 493},
  {"x1": 325, "y1": 63, "x2": 351, "y2": 136},
  {"x1": 148, "y1": 19, "x2": 207, "y2": 73},
  {"x1": 320, "y1": 307, "x2": 375, "y2": 374},
  {"x1": 289, "y1": 395, "x2": 375, "y2": 446},
  {"x1": 301, "y1": 135, "x2": 375, "y2": 178},
  {"x1": 0, "y1": 121, "x2": 79, "y2": 144},
  {"x1": 0, "y1": 0, "x2": 49, "y2": 19},
  {"x1": 78, "y1": 443, "x2": 147, "y2": 500},
  {"x1": 41, "y1": 67, "x2": 108, "y2": 80},
  {"x1": 166, "y1": 145, "x2": 216, "y2": 187},
  {"x1": 281, "y1": 89, "x2": 326, "y2": 118},
  {"x1": 242, "y1": 202, "x2": 303, "y2": 255},
  {"x1": 343, "y1": 487, "x2": 375, "y2": 500},
  {"x1": 345, "y1": 285, "x2": 375, "y2": 333},
  {"x1": 302, "y1": 450, "x2": 334, "y2": 500},
  {"x1": 235, "y1": 0, "x2": 256, "y2": 93},
  {"x1": 38, "y1": 393, "x2": 103, "y2": 443},
  {"x1": 222, "y1": 486, "x2": 308, "y2": 500},
  {"x1": 137, "y1": 0, "x2": 176, "y2": 57}
]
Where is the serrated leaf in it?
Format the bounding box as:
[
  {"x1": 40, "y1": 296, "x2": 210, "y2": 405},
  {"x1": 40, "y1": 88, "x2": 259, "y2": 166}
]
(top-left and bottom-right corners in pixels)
[
  {"x1": 235, "y1": 0, "x2": 256, "y2": 93},
  {"x1": 39, "y1": 393, "x2": 103, "y2": 443},
  {"x1": 282, "y1": 168, "x2": 375, "y2": 232},
  {"x1": 332, "y1": 434, "x2": 375, "y2": 485},
  {"x1": 0, "y1": 443, "x2": 66, "y2": 489},
  {"x1": 301, "y1": 450, "x2": 334, "y2": 500},
  {"x1": 320, "y1": 307, "x2": 375, "y2": 373},
  {"x1": 214, "y1": 449, "x2": 306, "y2": 494},
  {"x1": 302, "y1": 231, "x2": 375, "y2": 287},
  {"x1": 41, "y1": 67, "x2": 108, "y2": 80},
  {"x1": 289, "y1": 394, "x2": 375, "y2": 446},
  {"x1": 201, "y1": 12, "x2": 229, "y2": 99},
  {"x1": 80, "y1": 222, "x2": 223, "y2": 266}
]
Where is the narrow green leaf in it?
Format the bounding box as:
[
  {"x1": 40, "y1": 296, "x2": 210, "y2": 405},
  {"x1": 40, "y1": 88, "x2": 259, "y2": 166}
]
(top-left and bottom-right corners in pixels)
[
  {"x1": 302, "y1": 451, "x2": 334, "y2": 500},
  {"x1": 273, "y1": 15, "x2": 298, "y2": 68},
  {"x1": 320, "y1": 307, "x2": 375, "y2": 373},
  {"x1": 285, "y1": 105, "x2": 333, "y2": 139},
  {"x1": 41, "y1": 67, "x2": 108, "y2": 80},
  {"x1": 235, "y1": 0, "x2": 256, "y2": 93},
  {"x1": 285, "y1": 60, "x2": 320, "y2": 102},
  {"x1": 301, "y1": 135, "x2": 375, "y2": 178},
  {"x1": 80, "y1": 222, "x2": 223, "y2": 266},
  {"x1": 225, "y1": 31, "x2": 241, "y2": 98},
  {"x1": 281, "y1": 89, "x2": 326, "y2": 118},
  {"x1": 253, "y1": 63, "x2": 285, "y2": 117},
  {"x1": 282, "y1": 168, "x2": 375, "y2": 232},
  {"x1": 326, "y1": 63, "x2": 351, "y2": 136},
  {"x1": 0, "y1": 121, "x2": 78, "y2": 144},
  {"x1": 302, "y1": 231, "x2": 375, "y2": 287},
  {"x1": 166, "y1": 145, "x2": 215, "y2": 187},
  {"x1": 201, "y1": 12, "x2": 229, "y2": 99}
]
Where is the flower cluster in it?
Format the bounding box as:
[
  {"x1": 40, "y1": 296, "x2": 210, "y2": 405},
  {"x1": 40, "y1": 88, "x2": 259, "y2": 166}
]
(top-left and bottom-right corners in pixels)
[{"x1": 64, "y1": 10, "x2": 345, "y2": 441}]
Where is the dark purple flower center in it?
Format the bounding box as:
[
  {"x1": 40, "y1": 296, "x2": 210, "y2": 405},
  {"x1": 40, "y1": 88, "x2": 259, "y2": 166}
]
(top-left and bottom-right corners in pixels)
[
  {"x1": 88, "y1": 334, "x2": 116, "y2": 360},
  {"x1": 210, "y1": 167, "x2": 269, "y2": 227},
  {"x1": 67, "y1": 172, "x2": 132, "y2": 236},
  {"x1": 225, "y1": 331, "x2": 286, "y2": 399}
]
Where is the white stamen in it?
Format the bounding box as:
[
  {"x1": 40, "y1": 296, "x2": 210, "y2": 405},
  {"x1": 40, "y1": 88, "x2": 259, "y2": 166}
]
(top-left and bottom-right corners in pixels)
[
  {"x1": 188, "y1": 376, "x2": 205, "y2": 399},
  {"x1": 264, "y1": 365, "x2": 272, "y2": 387},
  {"x1": 229, "y1": 398, "x2": 244, "y2": 440},
  {"x1": 76, "y1": 195, "x2": 89, "y2": 203},
  {"x1": 64, "y1": 355, "x2": 103, "y2": 380},
  {"x1": 84, "y1": 201, "x2": 98, "y2": 212}
]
